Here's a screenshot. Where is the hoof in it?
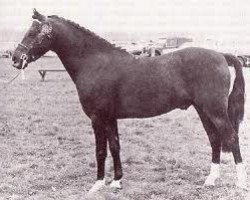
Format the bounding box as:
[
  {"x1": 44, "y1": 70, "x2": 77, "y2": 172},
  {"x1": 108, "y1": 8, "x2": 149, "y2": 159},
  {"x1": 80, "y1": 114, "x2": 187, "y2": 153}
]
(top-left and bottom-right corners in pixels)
[
  {"x1": 204, "y1": 176, "x2": 216, "y2": 186},
  {"x1": 204, "y1": 163, "x2": 220, "y2": 187},
  {"x1": 236, "y1": 163, "x2": 247, "y2": 190},
  {"x1": 110, "y1": 180, "x2": 122, "y2": 192},
  {"x1": 87, "y1": 179, "x2": 106, "y2": 194},
  {"x1": 236, "y1": 181, "x2": 248, "y2": 190}
]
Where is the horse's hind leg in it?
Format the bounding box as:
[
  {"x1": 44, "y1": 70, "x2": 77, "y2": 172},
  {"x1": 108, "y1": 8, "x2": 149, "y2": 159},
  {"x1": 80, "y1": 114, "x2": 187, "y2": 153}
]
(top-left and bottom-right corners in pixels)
[
  {"x1": 199, "y1": 104, "x2": 247, "y2": 188},
  {"x1": 230, "y1": 120, "x2": 247, "y2": 188},
  {"x1": 195, "y1": 106, "x2": 221, "y2": 186},
  {"x1": 232, "y1": 137, "x2": 247, "y2": 189}
]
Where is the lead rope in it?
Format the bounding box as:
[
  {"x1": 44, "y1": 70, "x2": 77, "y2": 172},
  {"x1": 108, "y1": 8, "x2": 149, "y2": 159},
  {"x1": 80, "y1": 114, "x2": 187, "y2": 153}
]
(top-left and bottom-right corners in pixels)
[
  {"x1": 20, "y1": 54, "x2": 28, "y2": 80},
  {"x1": 0, "y1": 54, "x2": 27, "y2": 92}
]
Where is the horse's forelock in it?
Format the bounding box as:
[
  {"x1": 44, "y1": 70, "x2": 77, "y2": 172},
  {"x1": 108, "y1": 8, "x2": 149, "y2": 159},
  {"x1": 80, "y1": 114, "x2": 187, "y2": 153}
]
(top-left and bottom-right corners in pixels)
[{"x1": 32, "y1": 20, "x2": 41, "y2": 27}]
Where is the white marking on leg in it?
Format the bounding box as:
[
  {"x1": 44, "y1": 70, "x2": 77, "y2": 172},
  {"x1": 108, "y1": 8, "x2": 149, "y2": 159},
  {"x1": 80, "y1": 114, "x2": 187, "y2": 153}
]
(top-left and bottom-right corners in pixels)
[
  {"x1": 236, "y1": 163, "x2": 248, "y2": 189},
  {"x1": 110, "y1": 179, "x2": 122, "y2": 189},
  {"x1": 88, "y1": 179, "x2": 106, "y2": 194},
  {"x1": 204, "y1": 163, "x2": 220, "y2": 186}
]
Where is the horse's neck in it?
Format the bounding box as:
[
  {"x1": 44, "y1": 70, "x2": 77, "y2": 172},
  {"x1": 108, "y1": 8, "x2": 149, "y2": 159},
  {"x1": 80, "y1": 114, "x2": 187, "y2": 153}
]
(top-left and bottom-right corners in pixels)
[
  {"x1": 56, "y1": 54, "x2": 80, "y2": 82},
  {"x1": 53, "y1": 32, "x2": 130, "y2": 83}
]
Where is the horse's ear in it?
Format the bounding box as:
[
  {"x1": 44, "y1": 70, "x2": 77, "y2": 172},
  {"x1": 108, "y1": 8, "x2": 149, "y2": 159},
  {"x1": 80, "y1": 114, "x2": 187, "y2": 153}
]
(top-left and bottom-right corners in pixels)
[{"x1": 32, "y1": 8, "x2": 46, "y2": 22}]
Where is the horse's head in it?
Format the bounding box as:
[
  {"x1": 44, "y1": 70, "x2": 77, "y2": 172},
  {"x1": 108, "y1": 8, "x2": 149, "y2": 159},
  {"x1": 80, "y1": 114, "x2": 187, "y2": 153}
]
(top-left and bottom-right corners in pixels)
[{"x1": 12, "y1": 9, "x2": 55, "y2": 69}]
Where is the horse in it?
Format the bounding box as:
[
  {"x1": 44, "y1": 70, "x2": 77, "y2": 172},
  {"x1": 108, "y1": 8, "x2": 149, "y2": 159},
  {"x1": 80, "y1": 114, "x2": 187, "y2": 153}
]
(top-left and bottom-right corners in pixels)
[{"x1": 12, "y1": 9, "x2": 247, "y2": 193}]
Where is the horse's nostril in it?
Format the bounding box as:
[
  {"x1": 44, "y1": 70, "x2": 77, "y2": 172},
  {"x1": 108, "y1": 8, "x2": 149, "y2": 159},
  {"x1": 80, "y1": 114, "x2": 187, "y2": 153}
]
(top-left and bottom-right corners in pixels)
[{"x1": 12, "y1": 55, "x2": 17, "y2": 62}]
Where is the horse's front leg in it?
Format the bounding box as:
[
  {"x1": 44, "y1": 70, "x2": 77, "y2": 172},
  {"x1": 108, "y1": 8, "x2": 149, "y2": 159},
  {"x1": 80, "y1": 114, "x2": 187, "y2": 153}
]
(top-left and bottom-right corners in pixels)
[
  {"x1": 106, "y1": 119, "x2": 123, "y2": 190},
  {"x1": 88, "y1": 117, "x2": 108, "y2": 194}
]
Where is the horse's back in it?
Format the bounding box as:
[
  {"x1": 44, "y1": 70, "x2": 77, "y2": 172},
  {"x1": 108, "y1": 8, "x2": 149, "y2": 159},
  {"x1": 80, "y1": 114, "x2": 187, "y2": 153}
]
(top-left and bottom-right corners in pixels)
[
  {"x1": 77, "y1": 47, "x2": 231, "y2": 119},
  {"x1": 116, "y1": 47, "x2": 230, "y2": 118}
]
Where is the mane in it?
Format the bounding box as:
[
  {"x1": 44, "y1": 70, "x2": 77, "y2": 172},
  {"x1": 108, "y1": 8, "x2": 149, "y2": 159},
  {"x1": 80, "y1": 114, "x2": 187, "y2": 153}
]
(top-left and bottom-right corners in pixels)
[{"x1": 48, "y1": 15, "x2": 129, "y2": 55}]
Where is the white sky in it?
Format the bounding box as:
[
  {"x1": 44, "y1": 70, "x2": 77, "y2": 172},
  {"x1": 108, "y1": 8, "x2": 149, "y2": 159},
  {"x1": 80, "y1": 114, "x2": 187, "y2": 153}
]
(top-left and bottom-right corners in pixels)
[{"x1": 1, "y1": 0, "x2": 250, "y2": 45}]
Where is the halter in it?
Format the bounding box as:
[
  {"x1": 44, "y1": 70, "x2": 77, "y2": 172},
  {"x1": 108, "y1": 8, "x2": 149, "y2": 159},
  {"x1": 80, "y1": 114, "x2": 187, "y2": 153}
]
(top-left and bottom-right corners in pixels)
[
  {"x1": 17, "y1": 43, "x2": 29, "y2": 79},
  {"x1": 20, "y1": 54, "x2": 28, "y2": 62},
  {"x1": 18, "y1": 43, "x2": 29, "y2": 50},
  {"x1": 17, "y1": 43, "x2": 35, "y2": 63},
  {"x1": 16, "y1": 23, "x2": 54, "y2": 64},
  {"x1": 20, "y1": 54, "x2": 27, "y2": 79}
]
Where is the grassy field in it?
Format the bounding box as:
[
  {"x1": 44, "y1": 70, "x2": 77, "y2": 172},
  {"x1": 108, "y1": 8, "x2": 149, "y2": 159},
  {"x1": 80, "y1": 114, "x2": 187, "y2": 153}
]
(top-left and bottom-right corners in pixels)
[{"x1": 0, "y1": 57, "x2": 249, "y2": 200}]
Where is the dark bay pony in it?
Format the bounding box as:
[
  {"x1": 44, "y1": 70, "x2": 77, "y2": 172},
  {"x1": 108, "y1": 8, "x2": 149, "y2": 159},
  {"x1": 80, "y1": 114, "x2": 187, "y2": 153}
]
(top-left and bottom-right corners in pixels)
[{"x1": 12, "y1": 9, "x2": 247, "y2": 192}]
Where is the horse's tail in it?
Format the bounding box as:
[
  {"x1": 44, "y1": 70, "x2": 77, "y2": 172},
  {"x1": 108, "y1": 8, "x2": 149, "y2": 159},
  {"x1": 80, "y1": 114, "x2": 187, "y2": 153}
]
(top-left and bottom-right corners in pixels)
[{"x1": 223, "y1": 53, "x2": 245, "y2": 149}]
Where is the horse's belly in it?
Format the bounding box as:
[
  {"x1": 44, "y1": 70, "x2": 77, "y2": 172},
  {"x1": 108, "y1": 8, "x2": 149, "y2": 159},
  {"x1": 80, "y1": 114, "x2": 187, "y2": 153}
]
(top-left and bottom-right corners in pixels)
[
  {"x1": 116, "y1": 96, "x2": 189, "y2": 119},
  {"x1": 117, "y1": 106, "x2": 174, "y2": 119}
]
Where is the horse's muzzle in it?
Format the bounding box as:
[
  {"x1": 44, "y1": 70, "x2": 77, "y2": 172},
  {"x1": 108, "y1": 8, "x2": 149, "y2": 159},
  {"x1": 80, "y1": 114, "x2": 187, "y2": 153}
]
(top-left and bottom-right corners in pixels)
[
  {"x1": 12, "y1": 54, "x2": 28, "y2": 69},
  {"x1": 12, "y1": 60, "x2": 24, "y2": 69}
]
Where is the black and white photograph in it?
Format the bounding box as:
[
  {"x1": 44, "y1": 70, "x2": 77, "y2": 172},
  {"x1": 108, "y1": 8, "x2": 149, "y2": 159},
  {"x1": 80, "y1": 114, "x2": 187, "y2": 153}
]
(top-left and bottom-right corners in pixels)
[{"x1": 0, "y1": 0, "x2": 250, "y2": 199}]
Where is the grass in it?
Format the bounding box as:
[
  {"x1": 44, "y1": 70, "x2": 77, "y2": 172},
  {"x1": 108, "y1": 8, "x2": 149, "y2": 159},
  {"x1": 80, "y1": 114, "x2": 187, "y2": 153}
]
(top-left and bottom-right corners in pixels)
[{"x1": 0, "y1": 58, "x2": 249, "y2": 199}]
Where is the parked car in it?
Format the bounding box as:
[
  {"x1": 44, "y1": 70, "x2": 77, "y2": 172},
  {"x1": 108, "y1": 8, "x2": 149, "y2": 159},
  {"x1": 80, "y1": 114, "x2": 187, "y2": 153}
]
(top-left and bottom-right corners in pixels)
[
  {"x1": 237, "y1": 55, "x2": 250, "y2": 67},
  {"x1": 148, "y1": 37, "x2": 193, "y2": 56},
  {"x1": 112, "y1": 40, "x2": 152, "y2": 57},
  {"x1": 0, "y1": 50, "x2": 12, "y2": 58},
  {"x1": 111, "y1": 37, "x2": 193, "y2": 58}
]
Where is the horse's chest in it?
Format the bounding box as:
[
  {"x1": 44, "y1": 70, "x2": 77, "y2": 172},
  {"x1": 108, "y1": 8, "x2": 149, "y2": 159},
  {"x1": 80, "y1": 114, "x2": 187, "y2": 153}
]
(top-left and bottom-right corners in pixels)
[{"x1": 76, "y1": 81, "x2": 116, "y2": 115}]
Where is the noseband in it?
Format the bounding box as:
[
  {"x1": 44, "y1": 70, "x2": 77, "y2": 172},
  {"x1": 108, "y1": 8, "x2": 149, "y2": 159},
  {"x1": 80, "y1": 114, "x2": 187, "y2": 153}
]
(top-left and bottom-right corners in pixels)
[
  {"x1": 18, "y1": 43, "x2": 35, "y2": 62},
  {"x1": 18, "y1": 43, "x2": 29, "y2": 50},
  {"x1": 16, "y1": 43, "x2": 31, "y2": 69}
]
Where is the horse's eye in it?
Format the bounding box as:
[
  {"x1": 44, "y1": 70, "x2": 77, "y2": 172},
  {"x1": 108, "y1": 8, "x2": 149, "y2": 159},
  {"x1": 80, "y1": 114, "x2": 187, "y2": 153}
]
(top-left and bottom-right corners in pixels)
[{"x1": 28, "y1": 32, "x2": 36, "y2": 38}]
